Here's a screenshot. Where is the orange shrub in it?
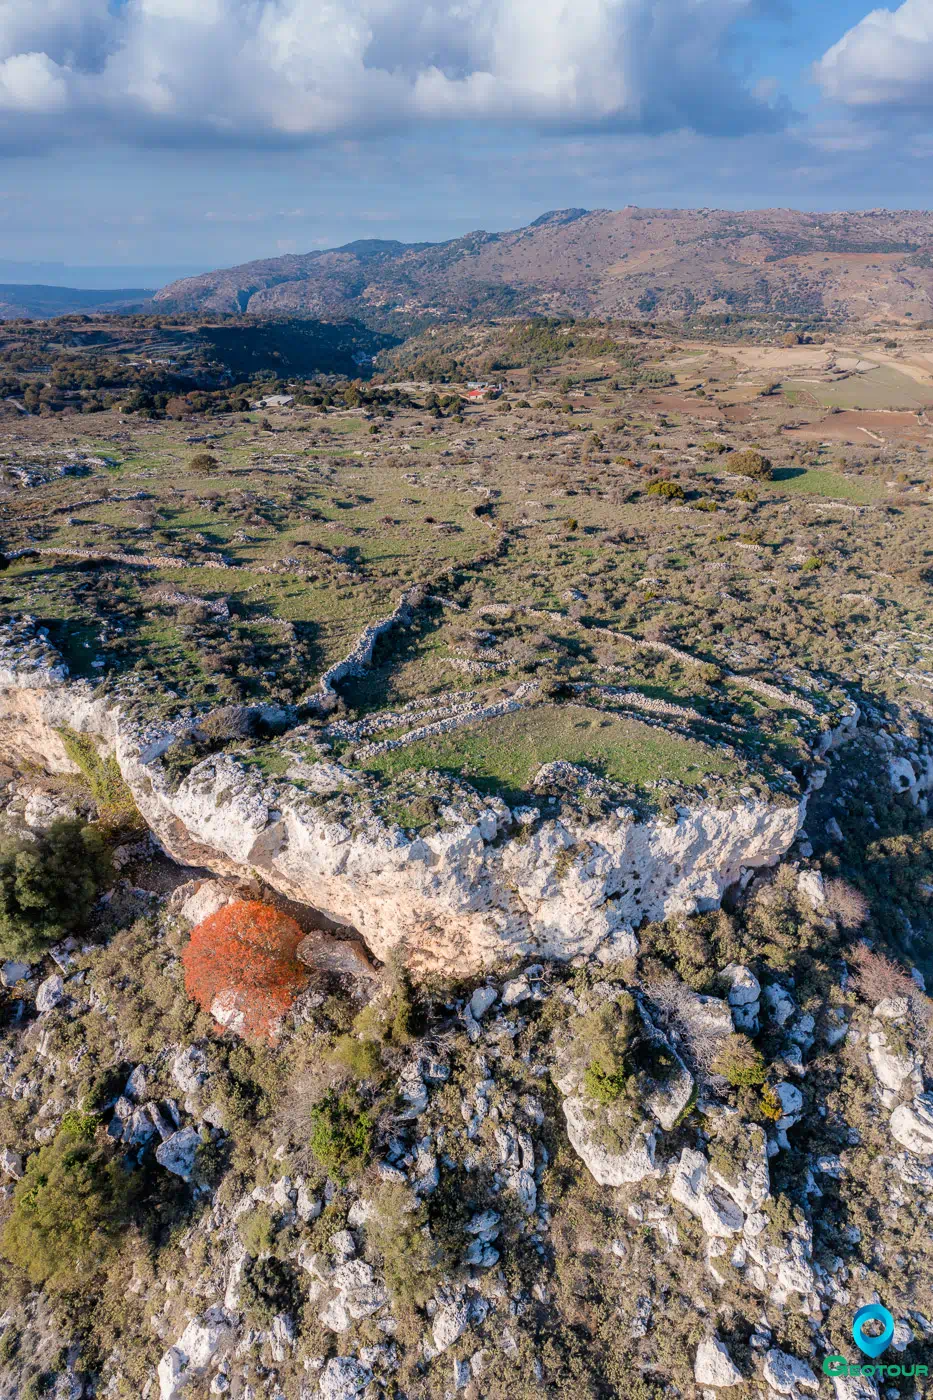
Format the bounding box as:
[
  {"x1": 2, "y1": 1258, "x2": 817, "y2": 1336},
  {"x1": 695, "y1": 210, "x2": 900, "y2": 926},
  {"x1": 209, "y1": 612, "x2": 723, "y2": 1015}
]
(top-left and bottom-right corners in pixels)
[{"x1": 182, "y1": 900, "x2": 308, "y2": 1043}]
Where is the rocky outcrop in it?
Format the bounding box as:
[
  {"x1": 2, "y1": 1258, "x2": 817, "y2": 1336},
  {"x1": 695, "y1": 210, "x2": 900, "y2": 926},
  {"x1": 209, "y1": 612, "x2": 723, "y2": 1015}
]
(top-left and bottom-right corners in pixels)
[{"x1": 0, "y1": 623, "x2": 805, "y2": 976}]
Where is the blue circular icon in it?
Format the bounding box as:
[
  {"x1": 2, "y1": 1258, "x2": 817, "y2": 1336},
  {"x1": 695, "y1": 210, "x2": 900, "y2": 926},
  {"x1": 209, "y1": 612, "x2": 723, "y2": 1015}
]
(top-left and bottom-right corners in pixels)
[{"x1": 853, "y1": 1304, "x2": 895, "y2": 1358}]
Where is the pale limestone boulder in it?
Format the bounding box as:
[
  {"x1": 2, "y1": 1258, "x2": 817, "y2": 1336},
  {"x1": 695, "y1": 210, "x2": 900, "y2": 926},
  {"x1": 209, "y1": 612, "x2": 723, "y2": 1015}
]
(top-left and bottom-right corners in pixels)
[
  {"x1": 671, "y1": 1149, "x2": 744, "y2": 1237},
  {"x1": 763, "y1": 1347, "x2": 819, "y2": 1394},
  {"x1": 156, "y1": 1126, "x2": 202, "y2": 1180},
  {"x1": 432, "y1": 1302, "x2": 471, "y2": 1354},
  {"x1": 317, "y1": 1356, "x2": 373, "y2": 1400},
  {"x1": 561, "y1": 1098, "x2": 659, "y2": 1187},
  {"x1": 694, "y1": 1337, "x2": 742, "y2": 1387},
  {"x1": 36, "y1": 974, "x2": 64, "y2": 1012},
  {"x1": 867, "y1": 1030, "x2": 919, "y2": 1098},
  {"x1": 177, "y1": 879, "x2": 238, "y2": 925},
  {"x1": 158, "y1": 1308, "x2": 234, "y2": 1400},
  {"x1": 890, "y1": 1093, "x2": 933, "y2": 1156}
]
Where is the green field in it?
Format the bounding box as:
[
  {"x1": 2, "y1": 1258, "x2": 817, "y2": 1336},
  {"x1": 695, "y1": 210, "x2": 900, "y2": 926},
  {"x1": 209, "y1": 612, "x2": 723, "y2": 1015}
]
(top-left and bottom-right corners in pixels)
[
  {"x1": 784, "y1": 366, "x2": 933, "y2": 411},
  {"x1": 364, "y1": 702, "x2": 738, "y2": 804}
]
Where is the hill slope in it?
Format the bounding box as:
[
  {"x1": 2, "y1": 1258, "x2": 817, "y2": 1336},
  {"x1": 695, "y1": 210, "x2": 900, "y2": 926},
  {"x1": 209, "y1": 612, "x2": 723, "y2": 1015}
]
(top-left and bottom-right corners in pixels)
[
  {"x1": 155, "y1": 206, "x2": 933, "y2": 330},
  {"x1": 0, "y1": 284, "x2": 154, "y2": 320}
]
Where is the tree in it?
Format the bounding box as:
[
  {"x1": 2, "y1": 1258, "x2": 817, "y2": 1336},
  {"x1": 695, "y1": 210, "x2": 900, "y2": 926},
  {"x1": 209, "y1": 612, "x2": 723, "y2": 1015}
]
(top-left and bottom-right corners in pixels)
[
  {"x1": 182, "y1": 900, "x2": 309, "y2": 1043},
  {"x1": 0, "y1": 819, "x2": 110, "y2": 960},
  {"x1": 1, "y1": 1119, "x2": 134, "y2": 1290}
]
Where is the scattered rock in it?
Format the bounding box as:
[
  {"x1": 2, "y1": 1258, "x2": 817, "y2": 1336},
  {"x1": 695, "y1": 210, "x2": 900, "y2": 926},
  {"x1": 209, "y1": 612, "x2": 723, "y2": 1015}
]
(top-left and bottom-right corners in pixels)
[
  {"x1": 762, "y1": 1347, "x2": 819, "y2": 1394},
  {"x1": 36, "y1": 973, "x2": 64, "y2": 1012},
  {"x1": 156, "y1": 1127, "x2": 203, "y2": 1181},
  {"x1": 890, "y1": 1094, "x2": 933, "y2": 1156},
  {"x1": 694, "y1": 1337, "x2": 743, "y2": 1388}
]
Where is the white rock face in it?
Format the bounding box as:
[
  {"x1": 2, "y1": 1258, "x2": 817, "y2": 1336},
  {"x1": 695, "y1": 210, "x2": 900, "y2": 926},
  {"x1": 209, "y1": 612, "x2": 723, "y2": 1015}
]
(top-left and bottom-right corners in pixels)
[
  {"x1": 890, "y1": 1094, "x2": 933, "y2": 1156},
  {"x1": 158, "y1": 1309, "x2": 234, "y2": 1400},
  {"x1": 0, "y1": 660, "x2": 805, "y2": 975},
  {"x1": 317, "y1": 1357, "x2": 373, "y2": 1400},
  {"x1": 671, "y1": 1149, "x2": 744, "y2": 1237},
  {"x1": 156, "y1": 1127, "x2": 202, "y2": 1180},
  {"x1": 694, "y1": 1337, "x2": 742, "y2": 1387},
  {"x1": 561, "y1": 1100, "x2": 659, "y2": 1187},
  {"x1": 763, "y1": 1347, "x2": 819, "y2": 1394},
  {"x1": 36, "y1": 974, "x2": 64, "y2": 1012},
  {"x1": 0, "y1": 961, "x2": 30, "y2": 987},
  {"x1": 433, "y1": 1302, "x2": 471, "y2": 1353}
]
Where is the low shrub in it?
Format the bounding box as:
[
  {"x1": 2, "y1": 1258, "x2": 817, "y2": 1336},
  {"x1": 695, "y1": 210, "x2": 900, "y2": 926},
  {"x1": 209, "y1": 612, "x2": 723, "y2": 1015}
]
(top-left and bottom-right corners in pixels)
[
  {"x1": 309, "y1": 1090, "x2": 373, "y2": 1177},
  {"x1": 712, "y1": 1035, "x2": 767, "y2": 1086},
  {"x1": 723, "y1": 449, "x2": 773, "y2": 480},
  {"x1": 646, "y1": 479, "x2": 685, "y2": 500},
  {"x1": 58, "y1": 728, "x2": 141, "y2": 830},
  {"x1": 0, "y1": 818, "x2": 110, "y2": 960}
]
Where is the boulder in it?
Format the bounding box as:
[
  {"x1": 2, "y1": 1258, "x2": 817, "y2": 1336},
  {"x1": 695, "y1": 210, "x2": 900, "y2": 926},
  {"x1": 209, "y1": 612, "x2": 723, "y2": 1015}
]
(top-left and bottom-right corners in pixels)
[
  {"x1": 671, "y1": 1149, "x2": 744, "y2": 1237},
  {"x1": 36, "y1": 974, "x2": 64, "y2": 1012},
  {"x1": 469, "y1": 986, "x2": 497, "y2": 1020},
  {"x1": 762, "y1": 1348, "x2": 819, "y2": 1394},
  {"x1": 177, "y1": 879, "x2": 238, "y2": 925},
  {"x1": 774, "y1": 1082, "x2": 803, "y2": 1130},
  {"x1": 831, "y1": 1375, "x2": 879, "y2": 1399},
  {"x1": 763, "y1": 984, "x2": 796, "y2": 1028},
  {"x1": 0, "y1": 961, "x2": 30, "y2": 987},
  {"x1": 317, "y1": 1357, "x2": 373, "y2": 1400},
  {"x1": 890, "y1": 1094, "x2": 933, "y2": 1156},
  {"x1": 0, "y1": 1148, "x2": 22, "y2": 1179},
  {"x1": 561, "y1": 1099, "x2": 659, "y2": 1187},
  {"x1": 694, "y1": 1337, "x2": 742, "y2": 1388},
  {"x1": 433, "y1": 1302, "x2": 471, "y2": 1354},
  {"x1": 867, "y1": 1030, "x2": 918, "y2": 1097},
  {"x1": 721, "y1": 964, "x2": 761, "y2": 1031},
  {"x1": 156, "y1": 1127, "x2": 202, "y2": 1181},
  {"x1": 796, "y1": 870, "x2": 826, "y2": 908},
  {"x1": 172, "y1": 1045, "x2": 211, "y2": 1096},
  {"x1": 158, "y1": 1308, "x2": 234, "y2": 1400}
]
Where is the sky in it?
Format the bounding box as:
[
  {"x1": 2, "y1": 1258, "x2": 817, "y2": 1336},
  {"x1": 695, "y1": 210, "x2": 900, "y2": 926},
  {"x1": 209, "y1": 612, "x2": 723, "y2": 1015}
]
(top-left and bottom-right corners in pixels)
[{"x1": 1, "y1": 0, "x2": 933, "y2": 287}]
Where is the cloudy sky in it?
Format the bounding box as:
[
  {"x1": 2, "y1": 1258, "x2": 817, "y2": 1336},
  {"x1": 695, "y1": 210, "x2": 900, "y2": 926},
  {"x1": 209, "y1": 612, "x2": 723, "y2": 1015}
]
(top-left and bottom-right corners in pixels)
[{"x1": 1, "y1": 0, "x2": 932, "y2": 285}]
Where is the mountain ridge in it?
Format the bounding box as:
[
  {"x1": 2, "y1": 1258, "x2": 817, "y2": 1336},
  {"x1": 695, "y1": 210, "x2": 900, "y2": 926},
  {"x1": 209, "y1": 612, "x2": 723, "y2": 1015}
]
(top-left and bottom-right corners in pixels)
[{"x1": 154, "y1": 205, "x2": 933, "y2": 331}]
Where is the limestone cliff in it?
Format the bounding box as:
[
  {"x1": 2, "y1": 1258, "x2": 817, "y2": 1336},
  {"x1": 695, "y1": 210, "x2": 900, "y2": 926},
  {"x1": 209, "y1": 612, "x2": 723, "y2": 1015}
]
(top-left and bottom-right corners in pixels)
[{"x1": 0, "y1": 623, "x2": 804, "y2": 975}]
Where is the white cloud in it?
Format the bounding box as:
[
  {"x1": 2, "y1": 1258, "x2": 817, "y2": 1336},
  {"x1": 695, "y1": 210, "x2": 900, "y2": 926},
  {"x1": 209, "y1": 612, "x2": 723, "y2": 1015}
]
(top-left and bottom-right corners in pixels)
[
  {"x1": 0, "y1": 0, "x2": 786, "y2": 147},
  {"x1": 816, "y1": 0, "x2": 933, "y2": 109}
]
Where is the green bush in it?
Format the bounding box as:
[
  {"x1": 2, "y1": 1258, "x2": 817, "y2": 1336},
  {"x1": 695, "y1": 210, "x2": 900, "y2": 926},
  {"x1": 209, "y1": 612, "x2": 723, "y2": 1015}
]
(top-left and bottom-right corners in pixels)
[
  {"x1": 723, "y1": 449, "x2": 773, "y2": 480},
  {"x1": 578, "y1": 995, "x2": 637, "y2": 1104},
  {"x1": 309, "y1": 1090, "x2": 373, "y2": 1177},
  {"x1": 330, "y1": 1034, "x2": 383, "y2": 1081},
  {"x1": 0, "y1": 818, "x2": 110, "y2": 960},
  {"x1": 240, "y1": 1255, "x2": 302, "y2": 1322},
  {"x1": 646, "y1": 479, "x2": 685, "y2": 500},
  {"x1": 58, "y1": 728, "x2": 140, "y2": 828},
  {"x1": 712, "y1": 1035, "x2": 767, "y2": 1086},
  {"x1": 1, "y1": 1121, "x2": 135, "y2": 1290},
  {"x1": 368, "y1": 1184, "x2": 439, "y2": 1315}
]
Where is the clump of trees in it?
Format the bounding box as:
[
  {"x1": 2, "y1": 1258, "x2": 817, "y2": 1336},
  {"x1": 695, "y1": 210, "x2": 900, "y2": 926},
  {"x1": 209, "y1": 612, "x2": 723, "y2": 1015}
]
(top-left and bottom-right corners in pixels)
[
  {"x1": 1, "y1": 1113, "x2": 136, "y2": 1290},
  {"x1": 0, "y1": 819, "x2": 110, "y2": 960},
  {"x1": 182, "y1": 900, "x2": 309, "y2": 1042}
]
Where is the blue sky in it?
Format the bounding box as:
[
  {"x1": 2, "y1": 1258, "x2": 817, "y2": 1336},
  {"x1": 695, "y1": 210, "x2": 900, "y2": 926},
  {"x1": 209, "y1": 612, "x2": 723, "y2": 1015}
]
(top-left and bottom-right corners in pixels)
[{"x1": 1, "y1": 0, "x2": 932, "y2": 287}]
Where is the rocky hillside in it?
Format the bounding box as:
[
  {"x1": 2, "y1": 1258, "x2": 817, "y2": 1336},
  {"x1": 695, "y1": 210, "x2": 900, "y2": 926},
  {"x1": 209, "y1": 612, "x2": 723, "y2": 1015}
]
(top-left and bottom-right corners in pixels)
[{"x1": 155, "y1": 207, "x2": 933, "y2": 331}]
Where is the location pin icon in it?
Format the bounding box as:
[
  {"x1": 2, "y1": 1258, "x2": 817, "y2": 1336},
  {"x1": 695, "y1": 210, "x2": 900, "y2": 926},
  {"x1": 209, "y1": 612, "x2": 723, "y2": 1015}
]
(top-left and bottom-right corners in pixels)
[{"x1": 853, "y1": 1304, "x2": 895, "y2": 1359}]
